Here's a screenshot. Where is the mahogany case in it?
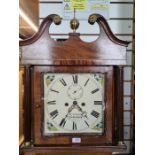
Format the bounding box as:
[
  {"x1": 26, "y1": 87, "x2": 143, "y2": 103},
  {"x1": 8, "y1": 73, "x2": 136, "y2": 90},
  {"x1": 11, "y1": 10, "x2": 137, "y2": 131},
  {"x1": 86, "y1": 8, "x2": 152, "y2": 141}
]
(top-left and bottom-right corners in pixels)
[{"x1": 19, "y1": 14, "x2": 130, "y2": 153}]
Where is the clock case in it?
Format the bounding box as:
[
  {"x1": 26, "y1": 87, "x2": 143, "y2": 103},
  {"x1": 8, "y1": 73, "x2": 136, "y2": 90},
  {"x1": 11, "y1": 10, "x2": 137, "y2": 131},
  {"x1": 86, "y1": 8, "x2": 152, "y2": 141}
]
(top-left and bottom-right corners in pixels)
[{"x1": 19, "y1": 14, "x2": 130, "y2": 154}]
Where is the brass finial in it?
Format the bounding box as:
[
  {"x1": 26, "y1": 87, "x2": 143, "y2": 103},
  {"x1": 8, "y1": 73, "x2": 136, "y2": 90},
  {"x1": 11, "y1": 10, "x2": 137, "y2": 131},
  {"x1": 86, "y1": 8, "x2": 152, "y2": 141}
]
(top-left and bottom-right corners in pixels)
[
  {"x1": 88, "y1": 14, "x2": 97, "y2": 25},
  {"x1": 70, "y1": 9, "x2": 79, "y2": 32},
  {"x1": 53, "y1": 15, "x2": 61, "y2": 25}
]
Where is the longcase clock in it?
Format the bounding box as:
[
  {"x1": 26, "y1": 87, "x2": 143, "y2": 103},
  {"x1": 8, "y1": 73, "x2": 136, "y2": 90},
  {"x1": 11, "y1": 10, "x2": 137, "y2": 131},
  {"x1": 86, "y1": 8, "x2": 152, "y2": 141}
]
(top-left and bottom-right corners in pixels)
[{"x1": 19, "y1": 14, "x2": 130, "y2": 154}]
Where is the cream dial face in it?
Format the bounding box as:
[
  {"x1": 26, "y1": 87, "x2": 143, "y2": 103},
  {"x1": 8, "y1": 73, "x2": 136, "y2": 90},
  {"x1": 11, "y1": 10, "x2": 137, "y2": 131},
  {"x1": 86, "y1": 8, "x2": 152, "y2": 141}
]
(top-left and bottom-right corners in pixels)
[{"x1": 43, "y1": 73, "x2": 105, "y2": 135}]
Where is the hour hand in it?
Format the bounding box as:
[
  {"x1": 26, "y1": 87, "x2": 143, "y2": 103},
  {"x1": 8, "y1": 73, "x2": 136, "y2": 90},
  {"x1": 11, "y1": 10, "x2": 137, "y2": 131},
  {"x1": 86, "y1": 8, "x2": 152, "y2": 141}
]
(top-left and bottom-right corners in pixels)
[
  {"x1": 68, "y1": 104, "x2": 74, "y2": 113},
  {"x1": 67, "y1": 101, "x2": 84, "y2": 114},
  {"x1": 73, "y1": 101, "x2": 83, "y2": 112},
  {"x1": 67, "y1": 101, "x2": 78, "y2": 114}
]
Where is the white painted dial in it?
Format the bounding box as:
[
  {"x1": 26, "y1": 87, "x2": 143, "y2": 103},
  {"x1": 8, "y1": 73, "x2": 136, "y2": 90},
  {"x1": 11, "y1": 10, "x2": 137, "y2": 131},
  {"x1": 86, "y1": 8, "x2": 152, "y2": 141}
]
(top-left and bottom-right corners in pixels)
[{"x1": 44, "y1": 73, "x2": 105, "y2": 135}]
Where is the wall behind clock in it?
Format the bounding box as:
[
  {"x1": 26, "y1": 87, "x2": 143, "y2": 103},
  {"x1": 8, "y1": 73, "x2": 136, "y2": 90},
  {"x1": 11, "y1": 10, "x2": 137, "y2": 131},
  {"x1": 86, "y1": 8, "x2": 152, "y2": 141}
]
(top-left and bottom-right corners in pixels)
[{"x1": 33, "y1": 0, "x2": 135, "y2": 154}]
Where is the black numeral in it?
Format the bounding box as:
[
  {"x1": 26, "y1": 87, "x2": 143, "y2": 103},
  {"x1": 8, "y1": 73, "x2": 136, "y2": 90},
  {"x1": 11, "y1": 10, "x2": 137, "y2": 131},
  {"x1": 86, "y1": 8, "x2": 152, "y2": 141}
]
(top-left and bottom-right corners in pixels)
[
  {"x1": 50, "y1": 89, "x2": 59, "y2": 93},
  {"x1": 84, "y1": 78, "x2": 89, "y2": 86},
  {"x1": 91, "y1": 110, "x2": 100, "y2": 118},
  {"x1": 91, "y1": 88, "x2": 99, "y2": 94},
  {"x1": 84, "y1": 121, "x2": 89, "y2": 127},
  {"x1": 73, "y1": 121, "x2": 77, "y2": 130},
  {"x1": 72, "y1": 75, "x2": 78, "y2": 84},
  {"x1": 59, "y1": 118, "x2": 67, "y2": 127},
  {"x1": 94, "y1": 101, "x2": 102, "y2": 105},
  {"x1": 60, "y1": 78, "x2": 67, "y2": 86},
  {"x1": 47, "y1": 100, "x2": 56, "y2": 105},
  {"x1": 50, "y1": 110, "x2": 58, "y2": 119}
]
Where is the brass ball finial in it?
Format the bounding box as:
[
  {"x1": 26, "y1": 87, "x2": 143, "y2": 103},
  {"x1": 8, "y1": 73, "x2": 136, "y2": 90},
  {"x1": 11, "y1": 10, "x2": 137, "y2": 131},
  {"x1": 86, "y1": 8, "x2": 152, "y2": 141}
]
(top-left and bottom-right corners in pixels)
[
  {"x1": 70, "y1": 18, "x2": 79, "y2": 31},
  {"x1": 70, "y1": 9, "x2": 79, "y2": 32},
  {"x1": 53, "y1": 15, "x2": 61, "y2": 25},
  {"x1": 88, "y1": 14, "x2": 97, "y2": 25}
]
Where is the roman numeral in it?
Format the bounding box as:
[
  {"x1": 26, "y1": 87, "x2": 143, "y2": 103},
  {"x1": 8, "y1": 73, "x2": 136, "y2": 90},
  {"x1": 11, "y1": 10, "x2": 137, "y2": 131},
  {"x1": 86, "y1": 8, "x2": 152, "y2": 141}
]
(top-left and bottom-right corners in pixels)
[
  {"x1": 50, "y1": 110, "x2": 58, "y2": 119},
  {"x1": 91, "y1": 88, "x2": 99, "y2": 94},
  {"x1": 91, "y1": 110, "x2": 100, "y2": 118},
  {"x1": 47, "y1": 100, "x2": 56, "y2": 105},
  {"x1": 84, "y1": 121, "x2": 89, "y2": 127},
  {"x1": 59, "y1": 118, "x2": 67, "y2": 127},
  {"x1": 73, "y1": 121, "x2": 77, "y2": 130},
  {"x1": 72, "y1": 75, "x2": 78, "y2": 84},
  {"x1": 94, "y1": 101, "x2": 102, "y2": 105},
  {"x1": 50, "y1": 89, "x2": 59, "y2": 93},
  {"x1": 60, "y1": 78, "x2": 67, "y2": 86},
  {"x1": 84, "y1": 78, "x2": 89, "y2": 86}
]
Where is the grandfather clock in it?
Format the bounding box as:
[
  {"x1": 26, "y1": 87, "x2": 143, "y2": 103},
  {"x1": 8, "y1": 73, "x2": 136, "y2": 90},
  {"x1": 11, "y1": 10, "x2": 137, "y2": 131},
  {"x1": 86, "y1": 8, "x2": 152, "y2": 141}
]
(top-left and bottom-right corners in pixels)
[{"x1": 19, "y1": 14, "x2": 129, "y2": 155}]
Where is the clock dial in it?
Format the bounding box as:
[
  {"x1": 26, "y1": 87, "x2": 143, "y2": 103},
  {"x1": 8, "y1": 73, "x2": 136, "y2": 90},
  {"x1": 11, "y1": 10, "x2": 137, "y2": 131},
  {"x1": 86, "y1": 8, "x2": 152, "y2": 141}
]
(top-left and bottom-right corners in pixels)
[{"x1": 44, "y1": 73, "x2": 105, "y2": 135}]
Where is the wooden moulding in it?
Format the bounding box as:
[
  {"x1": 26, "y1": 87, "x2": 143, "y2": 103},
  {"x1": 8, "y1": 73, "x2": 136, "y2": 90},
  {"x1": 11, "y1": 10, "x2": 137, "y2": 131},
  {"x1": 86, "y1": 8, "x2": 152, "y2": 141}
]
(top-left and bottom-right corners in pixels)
[
  {"x1": 19, "y1": 14, "x2": 130, "y2": 66},
  {"x1": 20, "y1": 145, "x2": 126, "y2": 154},
  {"x1": 114, "y1": 66, "x2": 124, "y2": 144},
  {"x1": 23, "y1": 65, "x2": 32, "y2": 142}
]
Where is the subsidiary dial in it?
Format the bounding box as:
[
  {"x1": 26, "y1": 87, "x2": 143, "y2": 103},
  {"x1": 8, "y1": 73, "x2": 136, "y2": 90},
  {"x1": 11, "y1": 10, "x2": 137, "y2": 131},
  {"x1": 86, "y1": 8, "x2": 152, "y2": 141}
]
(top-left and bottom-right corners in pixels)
[{"x1": 67, "y1": 84, "x2": 83, "y2": 100}]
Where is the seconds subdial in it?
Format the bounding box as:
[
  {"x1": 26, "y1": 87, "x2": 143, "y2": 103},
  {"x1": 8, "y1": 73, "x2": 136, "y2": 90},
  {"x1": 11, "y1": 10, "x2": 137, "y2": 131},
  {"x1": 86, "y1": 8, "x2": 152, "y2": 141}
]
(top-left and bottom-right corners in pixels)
[{"x1": 67, "y1": 84, "x2": 83, "y2": 100}]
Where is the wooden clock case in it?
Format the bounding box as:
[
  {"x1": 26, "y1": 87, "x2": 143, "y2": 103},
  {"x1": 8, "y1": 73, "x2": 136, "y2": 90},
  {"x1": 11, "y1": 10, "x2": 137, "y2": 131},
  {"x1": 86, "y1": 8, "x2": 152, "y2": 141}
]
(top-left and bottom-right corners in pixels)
[{"x1": 19, "y1": 14, "x2": 130, "y2": 154}]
